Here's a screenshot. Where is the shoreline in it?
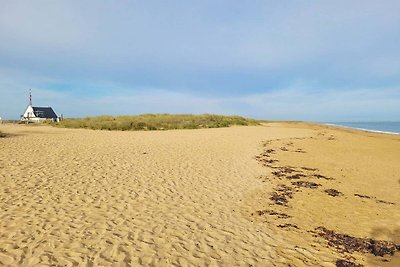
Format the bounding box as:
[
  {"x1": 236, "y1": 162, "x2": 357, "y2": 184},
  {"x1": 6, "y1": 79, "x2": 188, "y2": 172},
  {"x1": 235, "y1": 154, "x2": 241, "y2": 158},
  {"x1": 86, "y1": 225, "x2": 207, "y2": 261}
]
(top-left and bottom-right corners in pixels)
[{"x1": 323, "y1": 123, "x2": 400, "y2": 135}]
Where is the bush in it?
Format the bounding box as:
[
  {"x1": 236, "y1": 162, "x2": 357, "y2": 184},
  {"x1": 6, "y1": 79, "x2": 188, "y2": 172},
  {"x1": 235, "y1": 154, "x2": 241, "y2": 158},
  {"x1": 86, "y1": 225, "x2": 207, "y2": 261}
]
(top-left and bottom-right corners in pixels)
[{"x1": 52, "y1": 114, "x2": 259, "y2": 131}]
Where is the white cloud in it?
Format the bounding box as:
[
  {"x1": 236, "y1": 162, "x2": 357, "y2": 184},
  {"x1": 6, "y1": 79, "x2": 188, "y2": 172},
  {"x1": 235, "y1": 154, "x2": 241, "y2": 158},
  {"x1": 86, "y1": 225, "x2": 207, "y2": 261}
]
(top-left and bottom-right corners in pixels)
[
  {"x1": 1, "y1": 0, "x2": 399, "y2": 72},
  {"x1": 0, "y1": 1, "x2": 399, "y2": 121},
  {"x1": 239, "y1": 87, "x2": 400, "y2": 121},
  {"x1": 2, "y1": 69, "x2": 398, "y2": 122}
]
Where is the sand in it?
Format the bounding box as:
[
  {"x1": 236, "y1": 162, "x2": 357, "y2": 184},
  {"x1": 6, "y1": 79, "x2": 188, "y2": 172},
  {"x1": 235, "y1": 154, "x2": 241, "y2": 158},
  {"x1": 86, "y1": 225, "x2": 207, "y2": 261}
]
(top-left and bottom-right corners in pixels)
[{"x1": 0, "y1": 123, "x2": 398, "y2": 266}]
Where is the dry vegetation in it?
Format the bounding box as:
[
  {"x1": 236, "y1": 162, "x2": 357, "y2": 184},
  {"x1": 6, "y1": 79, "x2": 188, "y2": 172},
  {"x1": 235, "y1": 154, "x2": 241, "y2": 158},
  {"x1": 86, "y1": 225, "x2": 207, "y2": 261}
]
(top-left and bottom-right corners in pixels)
[
  {"x1": 51, "y1": 114, "x2": 260, "y2": 131},
  {"x1": 0, "y1": 131, "x2": 7, "y2": 138}
]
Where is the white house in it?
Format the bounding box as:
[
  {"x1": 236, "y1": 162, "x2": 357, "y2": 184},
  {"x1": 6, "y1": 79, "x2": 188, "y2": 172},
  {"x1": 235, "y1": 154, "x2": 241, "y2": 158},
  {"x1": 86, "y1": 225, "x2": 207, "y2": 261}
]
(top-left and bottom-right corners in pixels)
[{"x1": 21, "y1": 91, "x2": 58, "y2": 123}]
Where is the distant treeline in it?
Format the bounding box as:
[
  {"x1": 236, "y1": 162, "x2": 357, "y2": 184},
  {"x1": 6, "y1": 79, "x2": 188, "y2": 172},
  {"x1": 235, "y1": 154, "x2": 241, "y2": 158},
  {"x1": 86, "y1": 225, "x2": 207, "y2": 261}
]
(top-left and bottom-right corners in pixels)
[{"x1": 50, "y1": 114, "x2": 260, "y2": 131}]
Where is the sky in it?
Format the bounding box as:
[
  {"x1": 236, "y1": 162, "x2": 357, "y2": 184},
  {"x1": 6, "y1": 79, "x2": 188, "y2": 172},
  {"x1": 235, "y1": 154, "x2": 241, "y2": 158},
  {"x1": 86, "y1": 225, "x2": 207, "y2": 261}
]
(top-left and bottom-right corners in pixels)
[{"x1": 0, "y1": 0, "x2": 399, "y2": 121}]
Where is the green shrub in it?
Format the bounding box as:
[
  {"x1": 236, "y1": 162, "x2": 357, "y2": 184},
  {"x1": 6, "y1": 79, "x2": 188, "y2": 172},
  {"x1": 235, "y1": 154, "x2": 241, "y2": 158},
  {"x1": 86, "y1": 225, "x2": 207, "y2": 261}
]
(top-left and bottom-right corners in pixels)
[{"x1": 52, "y1": 114, "x2": 260, "y2": 131}]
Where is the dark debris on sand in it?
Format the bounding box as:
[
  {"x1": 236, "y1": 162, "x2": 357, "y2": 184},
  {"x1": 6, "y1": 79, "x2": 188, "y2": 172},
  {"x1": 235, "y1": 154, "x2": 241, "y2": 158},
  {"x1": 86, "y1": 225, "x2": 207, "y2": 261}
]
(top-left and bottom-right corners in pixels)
[
  {"x1": 272, "y1": 171, "x2": 286, "y2": 178},
  {"x1": 270, "y1": 192, "x2": 288, "y2": 206},
  {"x1": 263, "y1": 159, "x2": 279, "y2": 164},
  {"x1": 286, "y1": 173, "x2": 306, "y2": 180},
  {"x1": 376, "y1": 199, "x2": 395, "y2": 205},
  {"x1": 354, "y1": 194, "x2": 371, "y2": 199},
  {"x1": 277, "y1": 223, "x2": 299, "y2": 229},
  {"x1": 316, "y1": 227, "x2": 400, "y2": 257},
  {"x1": 255, "y1": 149, "x2": 279, "y2": 166},
  {"x1": 253, "y1": 209, "x2": 291, "y2": 219},
  {"x1": 292, "y1": 181, "x2": 321, "y2": 189},
  {"x1": 256, "y1": 149, "x2": 275, "y2": 158},
  {"x1": 257, "y1": 145, "x2": 341, "y2": 208},
  {"x1": 325, "y1": 189, "x2": 344, "y2": 197},
  {"x1": 336, "y1": 259, "x2": 363, "y2": 267},
  {"x1": 270, "y1": 185, "x2": 293, "y2": 206},
  {"x1": 313, "y1": 174, "x2": 334, "y2": 180},
  {"x1": 271, "y1": 166, "x2": 299, "y2": 178},
  {"x1": 278, "y1": 166, "x2": 297, "y2": 173},
  {"x1": 301, "y1": 167, "x2": 319, "y2": 171},
  {"x1": 354, "y1": 194, "x2": 395, "y2": 205}
]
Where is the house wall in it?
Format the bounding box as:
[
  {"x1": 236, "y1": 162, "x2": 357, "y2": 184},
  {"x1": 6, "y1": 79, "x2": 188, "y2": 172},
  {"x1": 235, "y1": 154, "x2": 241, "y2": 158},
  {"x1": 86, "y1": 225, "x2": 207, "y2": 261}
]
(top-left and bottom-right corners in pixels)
[
  {"x1": 21, "y1": 106, "x2": 46, "y2": 123},
  {"x1": 22, "y1": 105, "x2": 36, "y2": 119},
  {"x1": 29, "y1": 118, "x2": 46, "y2": 123}
]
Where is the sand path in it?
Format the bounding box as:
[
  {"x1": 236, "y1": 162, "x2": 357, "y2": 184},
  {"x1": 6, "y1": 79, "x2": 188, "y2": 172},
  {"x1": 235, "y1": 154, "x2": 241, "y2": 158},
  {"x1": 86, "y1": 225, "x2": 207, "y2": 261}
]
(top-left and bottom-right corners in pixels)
[{"x1": 0, "y1": 124, "x2": 319, "y2": 266}]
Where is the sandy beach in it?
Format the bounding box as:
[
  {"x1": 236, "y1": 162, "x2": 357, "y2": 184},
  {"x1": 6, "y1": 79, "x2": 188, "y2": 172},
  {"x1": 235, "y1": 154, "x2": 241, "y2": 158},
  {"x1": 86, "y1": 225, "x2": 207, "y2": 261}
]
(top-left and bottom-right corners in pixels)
[{"x1": 0, "y1": 123, "x2": 399, "y2": 266}]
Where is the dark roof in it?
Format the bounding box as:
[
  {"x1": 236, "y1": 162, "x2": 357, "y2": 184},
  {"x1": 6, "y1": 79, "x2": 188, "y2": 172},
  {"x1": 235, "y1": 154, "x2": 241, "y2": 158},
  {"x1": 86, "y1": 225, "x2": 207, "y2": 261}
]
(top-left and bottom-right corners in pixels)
[{"x1": 32, "y1": 107, "x2": 57, "y2": 118}]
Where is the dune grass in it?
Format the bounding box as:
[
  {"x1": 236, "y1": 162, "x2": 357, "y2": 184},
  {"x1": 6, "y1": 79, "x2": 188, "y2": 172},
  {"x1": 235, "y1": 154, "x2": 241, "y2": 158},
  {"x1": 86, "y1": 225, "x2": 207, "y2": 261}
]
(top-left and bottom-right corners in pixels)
[{"x1": 51, "y1": 114, "x2": 260, "y2": 131}]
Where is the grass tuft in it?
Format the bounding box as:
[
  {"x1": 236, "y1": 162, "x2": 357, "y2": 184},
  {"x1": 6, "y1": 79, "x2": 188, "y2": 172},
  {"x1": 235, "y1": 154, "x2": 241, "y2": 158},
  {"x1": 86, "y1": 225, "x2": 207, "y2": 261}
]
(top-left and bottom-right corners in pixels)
[{"x1": 50, "y1": 114, "x2": 260, "y2": 131}]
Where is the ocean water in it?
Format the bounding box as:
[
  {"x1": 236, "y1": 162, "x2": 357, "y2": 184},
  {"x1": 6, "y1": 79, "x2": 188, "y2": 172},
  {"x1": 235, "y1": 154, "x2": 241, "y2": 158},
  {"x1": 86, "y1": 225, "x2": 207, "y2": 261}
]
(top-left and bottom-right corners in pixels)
[{"x1": 325, "y1": 122, "x2": 400, "y2": 135}]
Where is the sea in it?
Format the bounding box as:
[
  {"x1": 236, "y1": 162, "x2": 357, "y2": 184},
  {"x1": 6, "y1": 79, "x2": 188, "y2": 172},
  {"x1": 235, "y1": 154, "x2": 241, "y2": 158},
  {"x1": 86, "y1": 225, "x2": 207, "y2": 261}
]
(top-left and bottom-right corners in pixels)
[{"x1": 324, "y1": 122, "x2": 400, "y2": 135}]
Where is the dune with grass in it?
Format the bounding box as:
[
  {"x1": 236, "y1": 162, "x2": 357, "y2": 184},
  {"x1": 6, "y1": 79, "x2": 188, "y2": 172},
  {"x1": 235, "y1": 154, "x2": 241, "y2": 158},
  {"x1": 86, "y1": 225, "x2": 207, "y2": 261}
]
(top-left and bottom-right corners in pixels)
[{"x1": 50, "y1": 114, "x2": 259, "y2": 131}]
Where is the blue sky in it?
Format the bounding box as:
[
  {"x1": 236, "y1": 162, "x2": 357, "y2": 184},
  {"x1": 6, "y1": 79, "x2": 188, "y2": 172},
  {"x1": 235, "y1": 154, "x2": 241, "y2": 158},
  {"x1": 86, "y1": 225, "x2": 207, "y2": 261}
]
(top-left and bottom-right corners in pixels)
[{"x1": 1, "y1": 0, "x2": 399, "y2": 121}]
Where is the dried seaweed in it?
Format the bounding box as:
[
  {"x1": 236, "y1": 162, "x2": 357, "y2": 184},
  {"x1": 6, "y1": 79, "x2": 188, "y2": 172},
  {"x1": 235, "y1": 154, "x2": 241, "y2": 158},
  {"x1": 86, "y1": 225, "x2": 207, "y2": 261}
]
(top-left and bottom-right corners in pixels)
[
  {"x1": 286, "y1": 173, "x2": 306, "y2": 180},
  {"x1": 270, "y1": 185, "x2": 293, "y2": 206},
  {"x1": 301, "y1": 167, "x2": 318, "y2": 171},
  {"x1": 354, "y1": 194, "x2": 371, "y2": 199},
  {"x1": 271, "y1": 166, "x2": 300, "y2": 178},
  {"x1": 325, "y1": 189, "x2": 343, "y2": 197},
  {"x1": 376, "y1": 199, "x2": 395, "y2": 205},
  {"x1": 354, "y1": 194, "x2": 395, "y2": 205},
  {"x1": 253, "y1": 209, "x2": 291, "y2": 219},
  {"x1": 313, "y1": 174, "x2": 334, "y2": 180},
  {"x1": 277, "y1": 223, "x2": 299, "y2": 229},
  {"x1": 336, "y1": 259, "x2": 363, "y2": 267},
  {"x1": 272, "y1": 171, "x2": 286, "y2": 178},
  {"x1": 316, "y1": 227, "x2": 400, "y2": 256},
  {"x1": 263, "y1": 159, "x2": 279, "y2": 164},
  {"x1": 256, "y1": 148, "x2": 279, "y2": 167},
  {"x1": 292, "y1": 181, "x2": 321, "y2": 189},
  {"x1": 278, "y1": 166, "x2": 297, "y2": 174},
  {"x1": 270, "y1": 192, "x2": 288, "y2": 205}
]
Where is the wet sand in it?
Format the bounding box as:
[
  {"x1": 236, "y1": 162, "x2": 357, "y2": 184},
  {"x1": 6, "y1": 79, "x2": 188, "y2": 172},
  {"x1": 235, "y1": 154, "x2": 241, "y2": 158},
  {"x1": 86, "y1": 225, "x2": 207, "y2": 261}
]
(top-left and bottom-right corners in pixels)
[{"x1": 0, "y1": 123, "x2": 398, "y2": 266}]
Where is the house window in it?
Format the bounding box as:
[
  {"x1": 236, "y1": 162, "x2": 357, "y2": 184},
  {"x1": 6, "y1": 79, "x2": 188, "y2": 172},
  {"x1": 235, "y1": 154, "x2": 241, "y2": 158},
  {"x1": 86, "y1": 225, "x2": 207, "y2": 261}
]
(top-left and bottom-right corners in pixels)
[{"x1": 35, "y1": 111, "x2": 44, "y2": 117}]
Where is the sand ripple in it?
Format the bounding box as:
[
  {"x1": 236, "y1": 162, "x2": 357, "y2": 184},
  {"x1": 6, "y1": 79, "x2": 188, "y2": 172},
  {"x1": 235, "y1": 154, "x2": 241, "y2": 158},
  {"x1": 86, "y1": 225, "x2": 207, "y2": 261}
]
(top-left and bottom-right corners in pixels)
[{"x1": 1, "y1": 125, "x2": 315, "y2": 266}]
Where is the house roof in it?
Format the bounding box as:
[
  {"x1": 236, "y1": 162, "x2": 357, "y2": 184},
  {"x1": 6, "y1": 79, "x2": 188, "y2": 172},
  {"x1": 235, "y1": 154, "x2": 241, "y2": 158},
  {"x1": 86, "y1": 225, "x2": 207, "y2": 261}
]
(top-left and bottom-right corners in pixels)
[{"x1": 32, "y1": 107, "x2": 57, "y2": 118}]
